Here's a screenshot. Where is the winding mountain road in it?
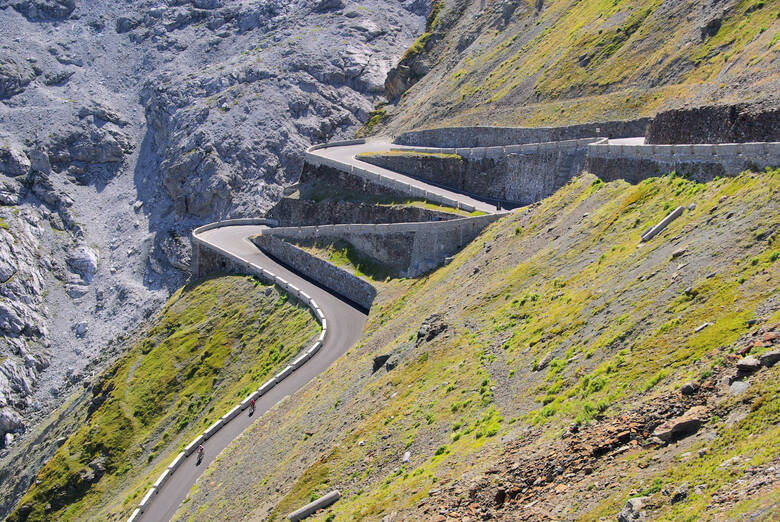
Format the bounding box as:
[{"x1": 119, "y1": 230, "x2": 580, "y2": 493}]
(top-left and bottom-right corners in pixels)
[
  {"x1": 138, "y1": 141, "x2": 500, "y2": 521},
  {"x1": 139, "y1": 225, "x2": 368, "y2": 522}
]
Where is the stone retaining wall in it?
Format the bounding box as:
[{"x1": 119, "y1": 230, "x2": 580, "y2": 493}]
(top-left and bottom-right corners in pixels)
[
  {"x1": 360, "y1": 138, "x2": 599, "y2": 205},
  {"x1": 260, "y1": 214, "x2": 504, "y2": 278},
  {"x1": 586, "y1": 141, "x2": 780, "y2": 183},
  {"x1": 394, "y1": 119, "x2": 650, "y2": 148},
  {"x1": 303, "y1": 150, "x2": 477, "y2": 212},
  {"x1": 251, "y1": 235, "x2": 377, "y2": 310},
  {"x1": 139, "y1": 221, "x2": 329, "y2": 521},
  {"x1": 267, "y1": 197, "x2": 459, "y2": 227}
]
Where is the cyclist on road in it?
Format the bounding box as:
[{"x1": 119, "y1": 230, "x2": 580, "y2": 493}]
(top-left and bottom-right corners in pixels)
[{"x1": 249, "y1": 399, "x2": 256, "y2": 414}]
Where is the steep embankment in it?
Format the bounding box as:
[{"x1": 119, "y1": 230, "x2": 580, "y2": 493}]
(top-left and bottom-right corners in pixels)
[
  {"x1": 173, "y1": 168, "x2": 779, "y2": 520},
  {"x1": 368, "y1": 0, "x2": 780, "y2": 134},
  {"x1": 6, "y1": 275, "x2": 319, "y2": 521}
]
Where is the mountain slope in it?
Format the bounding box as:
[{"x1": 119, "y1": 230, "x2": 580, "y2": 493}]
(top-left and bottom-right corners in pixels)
[
  {"x1": 5, "y1": 275, "x2": 319, "y2": 521},
  {"x1": 173, "y1": 169, "x2": 779, "y2": 520},
  {"x1": 372, "y1": 0, "x2": 780, "y2": 134},
  {"x1": 0, "y1": 0, "x2": 425, "y2": 453},
  {"x1": 0, "y1": 0, "x2": 425, "y2": 512}
]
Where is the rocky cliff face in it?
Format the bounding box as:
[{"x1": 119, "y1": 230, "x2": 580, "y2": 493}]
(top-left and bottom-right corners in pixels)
[{"x1": 0, "y1": 0, "x2": 426, "y2": 486}]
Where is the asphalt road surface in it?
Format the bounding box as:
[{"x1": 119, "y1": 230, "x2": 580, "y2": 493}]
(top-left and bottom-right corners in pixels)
[{"x1": 139, "y1": 225, "x2": 368, "y2": 521}]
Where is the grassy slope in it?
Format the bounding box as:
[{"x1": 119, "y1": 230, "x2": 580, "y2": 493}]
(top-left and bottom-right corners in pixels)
[
  {"x1": 173, "y1": 169, "x2": 779, "y2": 520},
  {"x1": 372, "y1": 0, "x2": 780, "y2": 134},
  {"x1": 8, "y1": 275, "x2": 319, "y2": 522}
]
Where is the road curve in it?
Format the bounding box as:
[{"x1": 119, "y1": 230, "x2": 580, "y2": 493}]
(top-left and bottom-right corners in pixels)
[
  {"x1": 138, "y1": 225, "x2": 368, "y2": 521},
  {"x1": 138, "y1": 138, "x2": 499, "y2": 521},
  {"x1": 310, "y1": 140, "x2": 499, "y2": 214}
]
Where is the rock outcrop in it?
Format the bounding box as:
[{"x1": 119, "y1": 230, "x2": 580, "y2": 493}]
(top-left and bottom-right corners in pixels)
[{"x1": 646, "y1": 104, "x2": 780, "y2": 144}]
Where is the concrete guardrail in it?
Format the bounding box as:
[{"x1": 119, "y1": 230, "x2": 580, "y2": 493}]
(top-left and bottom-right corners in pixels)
[
  {"x1": 287, "y1": 490, "x2": 341, "y2": 521},
  {"x1": 641, "y1": 206, "x2": 685, "y2": 242}
]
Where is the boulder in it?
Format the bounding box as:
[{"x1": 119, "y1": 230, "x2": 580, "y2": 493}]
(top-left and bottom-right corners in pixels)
[
  {"x1": 679, "y1": 382, "x2": 699, "y2": 396},
  {"x1": 653, "y1": 406, "x2": 708, "y2": 443},
  {"x1": 66, "y1": 245, "x2": 99, "y2": 283},
  {"x1": 670, "y1": 482, "x2": 689, "y2": 504},
  {"x1": 618, "y1": 496, "x2": 648, "y2": 522},
  {"x1": 372, "y1": 354, "x2": 390, "y2": 373},
  {"x1": 416, "y1": 314, "x2": 447, "y2": 345},
  {"x1": 534, "y1": 351, "x2": 554, "y2": 371},
  {"x1": 758, "y1": 350, "x2": 780, "y2": 368},
  {"x1": 736, "y1": 356, "x2": 761, "y2": 375},
  {"x1": 0, "y1": 140, "x2": 31, "y2": 176},
  {"x1": 73, "y1": 321, "x2": 87, "y2": 337},
  {"x1": 729, "y1": 380, "x2": 749, "y2": 395}
]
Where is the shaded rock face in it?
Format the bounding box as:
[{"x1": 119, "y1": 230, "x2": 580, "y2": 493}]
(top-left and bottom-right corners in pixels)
[
  {"x1": 0, "y1": 0, "x2": 76, "y2": 21},
  {"x1": 0, "y1": 55, "x2": 35, "y2": 99},
  {"x1": 138, "y1": 0, "x2": 426, "y2": 219},
  {"x1": 646, "y1": 104, "x2": 780, "y2": 144}
]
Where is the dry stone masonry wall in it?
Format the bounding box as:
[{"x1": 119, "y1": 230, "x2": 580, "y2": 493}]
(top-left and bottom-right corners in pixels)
[
  {"x1": 304, "y1": 142, "x2": 478, "y2": 212},
  {"x1": 362, "y1": 137, "x2": 601, "y2": 205},
  {"x1": 586, "y1": 141, "x2": 780, "y2": 183},
  {"x1": 267, "y1": 197, "x2": 459, "y2": 227},
  {"x1": 251, "y1": 235, "x2": 376, "y2": 310},
  {"x1": 646, "y1": 105, "x2": 780, "y2": 144},
  {"x1": 394, "y1": 119, "x2": 650, "y2": 147},
  {"x1": 259, "y1": 214, "x2": 503, "y2": 279}
]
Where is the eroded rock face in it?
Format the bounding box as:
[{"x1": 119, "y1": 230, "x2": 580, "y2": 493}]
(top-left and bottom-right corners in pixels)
[
  {"x1": 646, "y1": 104, "x2": 780, "y2": 144},
  {"x1": 44, "y1": 123, "x2": 131, "y2": 167},
  {"x1": 1, "y1": 0, "x2": 76, "y2": 21},
  {"x1": 140, "y1": 0, "x2": 424, "y2": 220},
  {"x1": 0, "y1": 55, "x2": 36, "y2": 99}
]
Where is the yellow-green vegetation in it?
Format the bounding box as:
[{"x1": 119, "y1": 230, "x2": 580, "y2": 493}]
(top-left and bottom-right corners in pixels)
[
  {"x1": 0, "y1": 217, "x2": 8, "y2": 230},
  {"x1": 298, "y1": 239, "x2": 393, "y2": 282},
  {"x1": 300, "y1": 181, "x2": 479, "y2": 216},
  {"x1": 9, "y1": 275, "x2": 319, "y2": 522},
  {"x1": 375, "y1": 0, "x2": 780, "y2": 132},
  {"x1": 172, "y1": 169, "x2": 778, "y2": 521},
  {"x1": 587, "y1": 363, "x2": 780, "y2": 519},
  {"x1": 401, "y1": 199, "x2": 485, "y2": 217},
  {"x1": 355, "y1": 106, "x2": 388, "y2": 138},
  {"x1": 400, "y1": 0, "x2": 445, "y2": 62},
  {"x1": 356, "y1": 150, "x2": 463, "y2": 161}
]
